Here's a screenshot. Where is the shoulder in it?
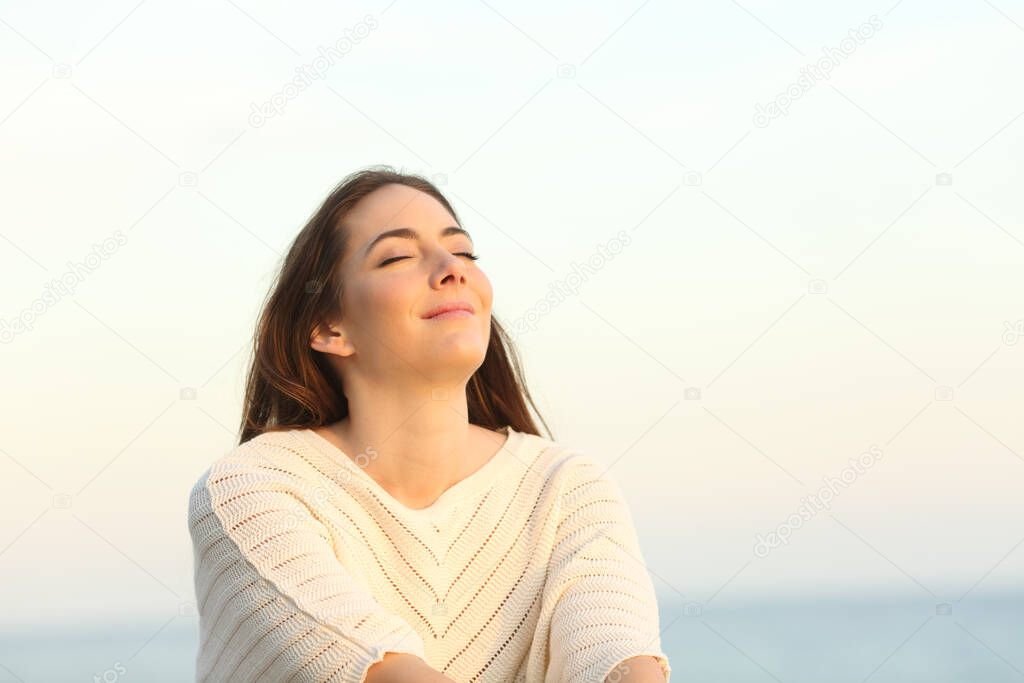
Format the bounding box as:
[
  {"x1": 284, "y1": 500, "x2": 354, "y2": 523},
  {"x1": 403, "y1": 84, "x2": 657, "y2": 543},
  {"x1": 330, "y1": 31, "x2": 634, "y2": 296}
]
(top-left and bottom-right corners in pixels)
[
  {"x1": 187, "y1": 429, "x2": 320, "y2": 518},
  {"x1": 516, "y1": 430, "x2": 626, "y2": 503},
  {"x1": 186, "y1": 429, "x2": 347, "y2": 555}
]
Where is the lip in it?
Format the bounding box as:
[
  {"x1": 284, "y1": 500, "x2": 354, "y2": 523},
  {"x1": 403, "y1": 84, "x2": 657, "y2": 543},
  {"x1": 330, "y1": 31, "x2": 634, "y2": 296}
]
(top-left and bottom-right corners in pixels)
[{"x1": 422, "y1": 301, "x2": 475, "y2": 319}]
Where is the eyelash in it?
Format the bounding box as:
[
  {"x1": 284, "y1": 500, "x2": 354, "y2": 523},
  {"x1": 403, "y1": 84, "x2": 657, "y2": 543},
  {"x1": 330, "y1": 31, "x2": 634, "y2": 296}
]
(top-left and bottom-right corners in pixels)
[{"x1": 379, "y1": 252, "x2": 479, "y2": 267}]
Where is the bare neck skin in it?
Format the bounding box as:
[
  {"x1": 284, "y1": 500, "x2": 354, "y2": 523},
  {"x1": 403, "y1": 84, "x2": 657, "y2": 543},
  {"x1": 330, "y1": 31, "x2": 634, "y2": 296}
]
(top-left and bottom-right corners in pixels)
[{"x1": 315, "y1": 388, "x2": 507, "y2": 510}]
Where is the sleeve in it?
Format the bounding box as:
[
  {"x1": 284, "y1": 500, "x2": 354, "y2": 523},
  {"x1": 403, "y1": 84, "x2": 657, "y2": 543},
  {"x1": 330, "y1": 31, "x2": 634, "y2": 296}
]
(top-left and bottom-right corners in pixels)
[
  {"x1": 543, "y1": 456, "x2": 672, "y2": 683},
  {"x1": 188, "y1": 456, "x2": 427, "y2": 683}
]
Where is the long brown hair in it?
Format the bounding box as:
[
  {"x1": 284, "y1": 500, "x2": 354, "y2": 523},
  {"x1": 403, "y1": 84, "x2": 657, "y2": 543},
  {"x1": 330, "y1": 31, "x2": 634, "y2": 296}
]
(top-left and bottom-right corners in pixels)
[{"x1": 238, "y1": 165, "x2": 552, "y2": 445}]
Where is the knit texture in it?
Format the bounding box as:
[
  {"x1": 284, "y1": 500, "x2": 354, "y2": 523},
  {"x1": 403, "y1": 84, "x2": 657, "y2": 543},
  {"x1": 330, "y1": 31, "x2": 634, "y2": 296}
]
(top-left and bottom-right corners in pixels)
[{"x1": 188, "y1": 425, "x2": 672, "y2": 682}]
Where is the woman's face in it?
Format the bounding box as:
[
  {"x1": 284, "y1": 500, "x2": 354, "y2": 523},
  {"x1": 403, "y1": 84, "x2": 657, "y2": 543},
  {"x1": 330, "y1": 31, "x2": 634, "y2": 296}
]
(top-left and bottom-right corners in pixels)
[{"x1": 322, "y1": 183, "x2": 493, "y2": 385}]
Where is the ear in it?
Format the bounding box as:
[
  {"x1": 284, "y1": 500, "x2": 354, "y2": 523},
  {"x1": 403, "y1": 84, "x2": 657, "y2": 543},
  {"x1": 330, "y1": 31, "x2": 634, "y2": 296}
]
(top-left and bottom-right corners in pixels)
[{"x1": 310, "y1": 319, "x2": 355, "y2": 357}]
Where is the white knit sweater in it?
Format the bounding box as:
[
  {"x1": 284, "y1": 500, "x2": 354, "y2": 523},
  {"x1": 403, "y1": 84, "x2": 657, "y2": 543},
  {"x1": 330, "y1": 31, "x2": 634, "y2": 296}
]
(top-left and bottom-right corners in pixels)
[{"x1": 188, "y1": 425, "x2": 672, "y2": 682}]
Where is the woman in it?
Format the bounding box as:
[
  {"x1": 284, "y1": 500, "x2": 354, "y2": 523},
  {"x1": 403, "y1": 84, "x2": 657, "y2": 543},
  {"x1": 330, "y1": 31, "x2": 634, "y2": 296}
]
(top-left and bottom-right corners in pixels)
[{"x1": 188, "y1": 167, "x2": 672, "y2": 682}]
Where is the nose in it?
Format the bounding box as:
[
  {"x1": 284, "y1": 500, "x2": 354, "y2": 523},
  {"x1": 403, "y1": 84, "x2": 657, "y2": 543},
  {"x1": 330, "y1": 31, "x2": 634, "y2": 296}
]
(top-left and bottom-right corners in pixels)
[{"x1": 431, "y1": 248, "x2": 468, "y2": 288}]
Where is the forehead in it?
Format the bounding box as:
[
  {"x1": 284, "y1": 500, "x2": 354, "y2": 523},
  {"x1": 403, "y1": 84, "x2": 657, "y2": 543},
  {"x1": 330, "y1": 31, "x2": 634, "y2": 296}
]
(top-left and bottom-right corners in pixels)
[{"x1": 344, "y1": 183, "x2": 456, "y2": 241}]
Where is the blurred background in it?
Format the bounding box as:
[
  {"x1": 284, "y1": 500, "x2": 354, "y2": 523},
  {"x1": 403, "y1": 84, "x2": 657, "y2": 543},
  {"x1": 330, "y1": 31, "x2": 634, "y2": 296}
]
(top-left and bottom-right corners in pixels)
[{"x1": 1, "y1": 0, "x2": 1023, "y2": 680}]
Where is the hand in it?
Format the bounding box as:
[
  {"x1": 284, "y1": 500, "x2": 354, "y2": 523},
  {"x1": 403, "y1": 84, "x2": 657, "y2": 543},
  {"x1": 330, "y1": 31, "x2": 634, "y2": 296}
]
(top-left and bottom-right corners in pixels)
[
  {"x1": 607, "y1": 655, "x2": 668, "y2": 682},
  {"x1": 365, "y1": 652, "x2": 459, "y2": 683}
]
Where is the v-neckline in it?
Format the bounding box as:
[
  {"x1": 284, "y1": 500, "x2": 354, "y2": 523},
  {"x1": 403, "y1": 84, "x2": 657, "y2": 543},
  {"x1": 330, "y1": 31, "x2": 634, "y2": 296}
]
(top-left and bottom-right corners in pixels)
[{"x1": 295, "y1": 425, "x2": 524, "y2": 522}]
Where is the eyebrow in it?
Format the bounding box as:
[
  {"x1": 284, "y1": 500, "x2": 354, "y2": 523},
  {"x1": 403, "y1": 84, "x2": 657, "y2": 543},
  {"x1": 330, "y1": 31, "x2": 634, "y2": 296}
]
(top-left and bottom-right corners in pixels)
[{"x1": 362, "y1": 226, "x2": 472, "y2": 258}]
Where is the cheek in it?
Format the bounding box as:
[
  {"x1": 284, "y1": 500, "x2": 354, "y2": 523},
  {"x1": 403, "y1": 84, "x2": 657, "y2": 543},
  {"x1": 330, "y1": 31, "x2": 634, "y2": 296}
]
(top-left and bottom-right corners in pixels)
[
  {"x1": 367, "y1": 273, "x2": 420, "y2": 325},
  {"x1": 346, "y1": 274, "x2": 413, "y2": 326},
  {"x1": 474, "y1": 271, "x2": 494, "y2": 309}
]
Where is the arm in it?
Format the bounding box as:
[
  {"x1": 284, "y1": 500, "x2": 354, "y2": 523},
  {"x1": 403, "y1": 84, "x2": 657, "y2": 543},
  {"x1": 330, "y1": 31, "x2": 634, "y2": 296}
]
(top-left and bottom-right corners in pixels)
[
  {"x1": 189, "y1": 455, "x2": 437, "y2": 682},
  {"x1": 544, "y1": 456, "x2": 671, "y2": 683}
]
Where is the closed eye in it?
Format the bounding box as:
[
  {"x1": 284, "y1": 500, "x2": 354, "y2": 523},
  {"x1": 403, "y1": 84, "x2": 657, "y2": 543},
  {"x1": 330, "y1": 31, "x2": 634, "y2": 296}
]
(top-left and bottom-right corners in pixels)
[{"x1": 379, "y1": 252, "x2": 479, "y2": 267}]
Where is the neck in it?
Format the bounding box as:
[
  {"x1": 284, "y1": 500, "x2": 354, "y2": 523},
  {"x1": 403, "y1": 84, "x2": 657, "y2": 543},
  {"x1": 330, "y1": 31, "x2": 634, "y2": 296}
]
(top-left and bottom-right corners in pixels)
[{"x1": 328, "y1": 382, "x2": 489, "y2": 507}]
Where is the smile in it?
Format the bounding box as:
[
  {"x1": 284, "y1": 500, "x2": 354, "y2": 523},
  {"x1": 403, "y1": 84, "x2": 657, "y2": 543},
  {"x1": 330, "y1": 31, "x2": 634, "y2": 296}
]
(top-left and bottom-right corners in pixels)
[{"x1": 426, "y1": 310, "x2": 474, "y2": 320}]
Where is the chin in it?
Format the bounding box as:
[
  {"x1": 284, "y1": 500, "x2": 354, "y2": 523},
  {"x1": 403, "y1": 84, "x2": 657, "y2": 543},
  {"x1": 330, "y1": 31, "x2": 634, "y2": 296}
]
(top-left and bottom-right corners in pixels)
[{"x1": 432, "y1": 341, "x2": 487, "y2": 364}]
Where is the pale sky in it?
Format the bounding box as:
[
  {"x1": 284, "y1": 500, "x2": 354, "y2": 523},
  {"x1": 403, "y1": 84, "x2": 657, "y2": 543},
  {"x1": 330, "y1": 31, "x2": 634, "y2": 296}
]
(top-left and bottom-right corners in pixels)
[{"x1": 1, "y1": 0, "x2": 1022, "y2": 633}]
